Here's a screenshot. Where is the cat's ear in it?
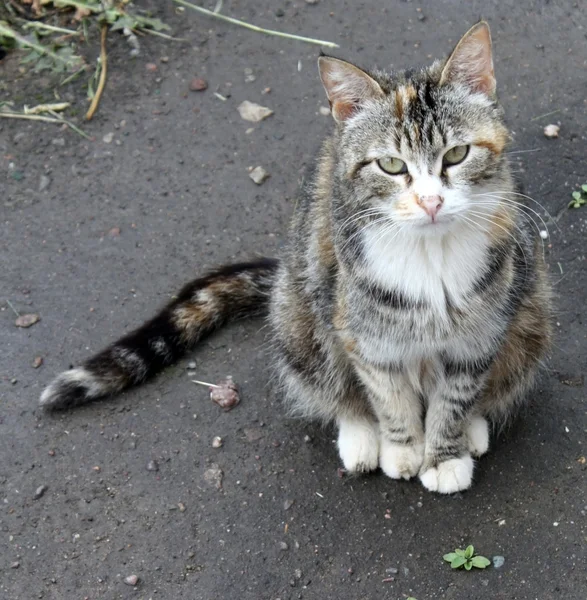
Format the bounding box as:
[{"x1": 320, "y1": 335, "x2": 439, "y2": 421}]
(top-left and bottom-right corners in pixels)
[
  {"x1": 318, "y1": 56, "x2": 384, "y2": 122},
  {"x1": 440, "y1": 21, "x2": 496, "y2": 97}
]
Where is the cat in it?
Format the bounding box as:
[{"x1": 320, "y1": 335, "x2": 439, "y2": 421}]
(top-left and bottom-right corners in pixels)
[{"x1": 40, "y1": 22, "x2": 552, "y2": 494}]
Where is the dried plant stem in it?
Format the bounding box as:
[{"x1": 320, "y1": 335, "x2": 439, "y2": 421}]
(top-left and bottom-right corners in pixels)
[
  {"x1": 0, "y1": 112, "x2": 90, "y2": 139},
  {"x1": 6, "y1": 299, "x2": 21, "y2": 317},
  {"x1": 139, "y1": 28, "x2": 186, "y2": 42},
  {"x1": 85, "y1": 24, "x2": 108, "y2": 121},
  {"x1": 23, "y1": 22, "x2": 81, "y2": 36},
  {"x1": 173, "y1": 0, "x2": 339, "y2": 48},
  {"x1": 191, "y1": 380, "x2": 221, "y2": 389}
]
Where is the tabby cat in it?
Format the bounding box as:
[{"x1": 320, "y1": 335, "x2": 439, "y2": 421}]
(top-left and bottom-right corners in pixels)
[{"x1": 40, "y1": 22, "x2": 552, "y2": 494}]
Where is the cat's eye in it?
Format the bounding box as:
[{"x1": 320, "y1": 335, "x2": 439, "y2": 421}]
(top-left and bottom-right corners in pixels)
[
  {"x1": 377, "y1": 157, "x2": 408, "y2": 175},
  {"x1": 443, "y1": 145, "x2": 469, "y2": 166}
]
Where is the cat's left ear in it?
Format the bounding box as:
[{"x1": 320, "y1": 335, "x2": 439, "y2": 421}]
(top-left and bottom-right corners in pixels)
[
  {"x1": 318, "y1": 56, "x2": 384, "y2": 122},
  {"x1": 440, "y1": 21, "x2": 496, "y2": 97}
]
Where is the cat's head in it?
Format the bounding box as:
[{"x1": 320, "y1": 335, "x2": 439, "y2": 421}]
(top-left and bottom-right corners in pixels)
[{"x1": 319, "y1": 22, "x2": 511, "y2": 237}]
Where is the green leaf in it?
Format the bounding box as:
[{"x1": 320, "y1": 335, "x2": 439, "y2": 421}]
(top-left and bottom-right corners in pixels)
[
  {"x1": 136, "y1": 15, "x2": 171, "y2": 32},
  {"x1": 443, "y1": 553, "x2": 458, "y2": 563},
  {"x1": 471, "y1": 556, "x2": 491, "y2": 569},
  {"x1": 451, "y1": 556, "x2": 467, "y2": 569},
  {"x1": 582, "y1": 184, "x2": 587, "y2": 193},
  {"x1": 111, "y1": 15, "x2": 137, "y2": 32},
  {"x1": 464, "y1": 560, "x2": 473, "y2": 570},
  {"x1": 465, "y1": 545, "x2": 474, "y2": 559},
  {"x1": 572, "y1": 191, "x2": 582, "y2": 200},
  {"x1": 454, "y1": 548, "x2": 466, "y2": 557}
]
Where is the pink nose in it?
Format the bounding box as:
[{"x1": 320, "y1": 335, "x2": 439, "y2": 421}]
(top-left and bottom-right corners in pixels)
[{"x1": 418, "y1": 195, "x2": 444, "y2": 221}]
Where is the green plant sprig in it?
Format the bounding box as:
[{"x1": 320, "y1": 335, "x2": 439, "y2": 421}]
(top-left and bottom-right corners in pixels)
[
  {"x1": 443, "y1": 545, "x2": 491, "y2": 570},
  {"x1": 569, "y1": 184, "x2": 587, "y2": 209}
]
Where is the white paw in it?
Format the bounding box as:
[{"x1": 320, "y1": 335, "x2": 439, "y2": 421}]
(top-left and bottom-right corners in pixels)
[
  {"x1": 379, "y1": 440, "x2": 424, "y2": 480},
  {"x1": 337, "y1": 418, "x2": 380, "y2": 473},
  {"x1": 419, "y1": 455, "x2": 474, "y2": 494},
  {"x1": 467, "y1": 416, "x2": 490, "y2": 457}
]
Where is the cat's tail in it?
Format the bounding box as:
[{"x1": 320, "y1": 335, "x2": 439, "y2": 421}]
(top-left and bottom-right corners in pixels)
[{"x1": 39, "y1": 259, "x2": 279, "y2": 410}]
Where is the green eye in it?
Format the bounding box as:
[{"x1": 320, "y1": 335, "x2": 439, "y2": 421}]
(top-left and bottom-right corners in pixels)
[
  {"x1": 443, "y1": 145, "x2": 469, "y2": 166},
  {"x1": 377, "y1": 157, "x2": 408, "y2": 175}
]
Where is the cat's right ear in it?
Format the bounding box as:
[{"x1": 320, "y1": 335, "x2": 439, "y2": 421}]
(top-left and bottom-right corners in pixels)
[{"x1": 318, "y1": 57, "x2": 384, "y2": 123}]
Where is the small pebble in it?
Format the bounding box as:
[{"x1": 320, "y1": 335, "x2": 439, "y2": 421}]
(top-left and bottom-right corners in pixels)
[
  {"x1": 48, "y1": 449, "x2": 55, "y2": 456},
  {"x1": 145, "y1": 62, "x2": 158, "y2": 72},
  {"x1": 178, "y1": 502, "x2": 186, "y2": 512},
  {"x1": 319, "y1": 105, "x2": 331, "y2": 116},
  {"x1": 32, "y1": 356, "x2": 43, "y2": 368},
  {"x1": 38, "y1": 175, "x2": 51, "y2": 192},
  {"x1": 123, "y1": 574, "x2": 139, "y2": 586},
  {"x1": 11, "y1": 561, "x2": 20, "y2": 569},
  {"x1": 15, "y1": 313, "x2": 40, "y2": 328},
  {"x1": 539, "y1": 230, "x2": 548, "y2": 239},
  {"x1": 52, "y1": 137, "x2": 65, "y2": 146},
  {"x1": 212, "y1": 436, "x2": 223, "y2": 448},
  {"x1": 249, "y1": 166, "x2": 269, "y2": 185},
  {"x1": 103, "y1": 132, "x2": 114, "y2": 144},
  {"x1": 187, "y1": 361, "x2": 197, "y2": 369},
  {"x1": 203, "y1": 464, "x2": 223, "y2": 489},
  {"x1": 305, "y1": 0, "x2": 319, "y2": 4},
  {"x1": 146, "y1": 460, "x2": 159, "y2": 472},
  {"x1": 543, "y1": 124, "x2": 560, "y2": 138},
  {"x1": 33, "y1": 485, "x2": 47, "y2": 500},
  {"x1": 190, "y1": 77, "x2": 208, "y2": 91},
  {"x1": 275, "y1": 8, "x2": 285, "y2": 17},
  {"x1": 304, "y1": 435, "x2": 312, "y2": 443},
  {"x1": 283, "y1": 499, "x2": 294, "y2": 510},
  {"x1": 279, "y1": 541, "x2": 289, "y2": 551},
  {"x1": 492, "y1": 555, "x2": 505, "y2": 568}
]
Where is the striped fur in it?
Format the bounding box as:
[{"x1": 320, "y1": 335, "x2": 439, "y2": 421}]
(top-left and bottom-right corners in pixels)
[
  {"x1": 41, "y1": 23, "x2": 552, "y2": 494},
  {"x1": 40, "y1": 260, "x2": 277, "y2": 409}
]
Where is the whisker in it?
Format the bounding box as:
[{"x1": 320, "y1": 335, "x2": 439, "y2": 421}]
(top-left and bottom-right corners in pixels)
[
  {"x1": 470, "y1": 199, "x2": 546, "y2": 240},
  {"x1": 475, "y1": 190, "x2": 560, "y2": 234},
  {"x1": 470, "y1": 203, "x2": 546, "y2": 259},
  {"x1": 466, "y1": 211, "x2": 530, "y2": 270}
]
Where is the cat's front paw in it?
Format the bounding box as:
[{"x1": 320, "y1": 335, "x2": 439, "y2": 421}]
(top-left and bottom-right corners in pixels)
[
  {"x1": 337, "y1": 418, "x2": 380, "y2": 473},
  {"x1": 419, "y1": 455, "x2": 474, "y2": 494},
  {"x1": 379, "y1": 440, "x2": 424, "y2": 480},
  {"x1": 467, "y1": 416, "x2": 490, "y2": 457}
]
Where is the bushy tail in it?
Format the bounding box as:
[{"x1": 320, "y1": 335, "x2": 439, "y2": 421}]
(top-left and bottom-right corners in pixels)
[{"x1": 40, "y1": 259, "x2": 279, "y2": 410}]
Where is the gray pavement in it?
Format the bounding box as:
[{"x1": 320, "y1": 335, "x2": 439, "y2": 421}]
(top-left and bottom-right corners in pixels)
[{"x1": 1, "y1": 1, "x2": 586, "y2": 598}]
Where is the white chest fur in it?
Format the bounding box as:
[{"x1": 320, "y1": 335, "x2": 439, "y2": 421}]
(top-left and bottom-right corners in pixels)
[{"x1": 362, "y1": 221, "x2": 490, "y2": 315}]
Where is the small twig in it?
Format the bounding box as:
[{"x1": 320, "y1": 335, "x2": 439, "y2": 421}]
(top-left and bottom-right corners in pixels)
[
  {"x1": 85, "y1": 24, "x2": 108, "y2": 121},
  {"x1": 173, "y1": 0, "x2": 339, "y2": 48},
  {"x1": 213, "y1": 92, "x2": 227, "y2": 101},
  {"x1": 24, "y1": 102, "x2": 71, "y2": 114},
  {"x1": 60, "y1": 68, "x2": 86, "y2": 86},
  {"x1": 191, "y1": 380, "x2": 221, "y2": 389},
  {"x1": 6, "y1": 299, "x2": 21, "y2": 317},
  {"x1": 138, "y1": 28, "x2": 187, "y2": 42},
  {"x1": 47, "y1": 110, "x2": 90, "y2": 139},
  {"x1": 23, "y1": 22, "x2": 81, "y2": 36},
  {"x1": 530, "y1": 109, "x2": 561, "y2": 122},
  {"x1": 0, "y1": 112, "x2": 90, "y2": 139}
]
